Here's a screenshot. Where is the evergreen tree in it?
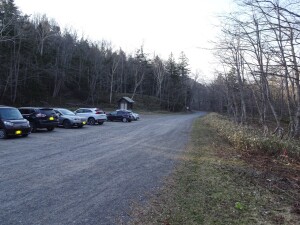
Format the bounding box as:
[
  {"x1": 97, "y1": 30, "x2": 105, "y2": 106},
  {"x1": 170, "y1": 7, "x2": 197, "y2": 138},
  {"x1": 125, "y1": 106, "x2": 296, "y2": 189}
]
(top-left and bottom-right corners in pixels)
[{"x1": 178, "y1": 51, "x2": 190, "y2": 78}]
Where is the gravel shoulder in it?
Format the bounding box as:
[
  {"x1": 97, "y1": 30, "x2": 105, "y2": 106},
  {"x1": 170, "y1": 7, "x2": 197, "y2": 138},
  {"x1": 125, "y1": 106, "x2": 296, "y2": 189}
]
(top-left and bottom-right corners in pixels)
[{"x1": 0, "y1": 112, "x2": 206, "y2": 225}]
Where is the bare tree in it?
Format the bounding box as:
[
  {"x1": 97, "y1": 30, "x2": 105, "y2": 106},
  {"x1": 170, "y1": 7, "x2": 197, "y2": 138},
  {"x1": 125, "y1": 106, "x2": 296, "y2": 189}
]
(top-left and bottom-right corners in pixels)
[
  {"x1": 152, "y1": 55, "x2": 165, "y2": 103},
  {"x1": 32, "y1": 14, "x2": 60, "y2": 56},
  {"x1": 107, "y1": 50, "x2": 120, "y2": 104}
]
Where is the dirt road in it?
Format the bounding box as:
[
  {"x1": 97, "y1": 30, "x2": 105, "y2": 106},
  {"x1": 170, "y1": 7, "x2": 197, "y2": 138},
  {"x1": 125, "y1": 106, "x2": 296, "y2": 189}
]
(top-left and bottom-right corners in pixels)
[{"x1": 0, "y1": 112, "x2": 206, "y2": 225}]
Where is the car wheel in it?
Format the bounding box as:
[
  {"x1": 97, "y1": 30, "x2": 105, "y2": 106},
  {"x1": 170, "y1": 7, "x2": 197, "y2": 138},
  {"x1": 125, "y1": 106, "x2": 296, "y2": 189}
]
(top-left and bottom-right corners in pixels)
[
  {"x1": 98, "y1": 122, "x2": 104, "y2": 125},
  {"x1": 30, "y1": 122, "x2": 37, "y2": 133},
  {"x1": 0, "y1": 129, "x2": 7, "y2": 139},
  {"x1": 78, "y1": 125, "x2": 83, "y2": 128},
  {"x1": 47, "y1": 127, "x2": 55, "y2": 131},
  {"x1": 63, "y1": 120, "x2": 71, "y2": 129},
  {"x1": 88, "y1": 117, "x2": 96, "y2": 125},
  {"x1": 122, "y1": 118, "x2": 127, "y2": 122}
]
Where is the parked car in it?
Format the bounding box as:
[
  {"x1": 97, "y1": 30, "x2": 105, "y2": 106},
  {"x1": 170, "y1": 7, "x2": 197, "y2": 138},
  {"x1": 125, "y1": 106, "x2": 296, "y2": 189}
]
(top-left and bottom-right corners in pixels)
[
  {"x1": 19, "y1": 107, "x2": 59, "y2": 132},
  {"x1": 117, "y1": 109, "x2": 139, "y2": 121},
  {"x1": 54, "y1": 108, "x2": 87, "y2": 128},
  {"x1": 107, "y1": 110, "x2": 133, "y2": 122},
  {"x1": 129, "y1": 110, "x2": 140, "y2": 120},
  {"x1": 0, "y1": 105, "x2": 31, "y2": 139},
  {"x1": 74, "y1": 108, "x2": 107, "y2": 125}
]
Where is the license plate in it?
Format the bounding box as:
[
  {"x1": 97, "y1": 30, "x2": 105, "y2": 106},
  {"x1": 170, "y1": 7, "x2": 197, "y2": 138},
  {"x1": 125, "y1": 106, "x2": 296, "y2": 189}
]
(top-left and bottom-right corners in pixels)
[
  {"x1": 15, "y1": 130, "x2": 22, "y2": 135},
  {"x1": 49, "y1": 117, "x2": 54, "y2": 121}
]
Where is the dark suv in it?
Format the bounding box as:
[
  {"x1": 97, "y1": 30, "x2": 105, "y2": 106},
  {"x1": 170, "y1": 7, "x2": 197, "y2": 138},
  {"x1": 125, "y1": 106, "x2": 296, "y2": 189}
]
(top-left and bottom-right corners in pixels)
[
  {"x1": 19, "y1": 107, "x2": 59, "y2": 132},
  {"x1": 107, "y1": 110, "x2": 133, "y2": 122},
  {"x1": 0, "y1": 105, "x2": 31, "y2": 139}
]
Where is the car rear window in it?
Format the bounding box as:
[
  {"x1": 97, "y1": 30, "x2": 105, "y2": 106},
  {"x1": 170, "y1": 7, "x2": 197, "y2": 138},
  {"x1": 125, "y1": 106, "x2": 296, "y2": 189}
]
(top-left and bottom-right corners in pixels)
[
  {"x1": 19, "y1": 108, "x2": 31, "y2": 114},
  {"x1": 0, "y1": 108, "x2": 23, "y2": 120},
  {"x1": 39, "y1": 109, "x2": 55, "y2": 115},
  {"x1": 95, "y1": 109, "x2": 104, "y2": 114}
]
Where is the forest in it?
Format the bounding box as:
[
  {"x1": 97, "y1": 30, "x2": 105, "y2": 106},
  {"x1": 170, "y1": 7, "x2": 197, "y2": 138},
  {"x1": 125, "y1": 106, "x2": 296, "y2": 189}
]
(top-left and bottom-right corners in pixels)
[
  {"x1": 2, "y1": 0, "x2": 300, "y2": 139},
  {"x1": 210, "y1": 0, "x2": 300, "y2": 139},
  {"x1": 0, "y1": 0, "x2": 209, "y2": 112}
]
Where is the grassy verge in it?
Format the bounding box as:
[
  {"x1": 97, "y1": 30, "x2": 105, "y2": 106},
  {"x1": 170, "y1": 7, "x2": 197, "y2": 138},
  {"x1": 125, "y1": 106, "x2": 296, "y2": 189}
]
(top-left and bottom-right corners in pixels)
[{"x1": 127, "y1": 114, "x2": 299, "y2": 225}]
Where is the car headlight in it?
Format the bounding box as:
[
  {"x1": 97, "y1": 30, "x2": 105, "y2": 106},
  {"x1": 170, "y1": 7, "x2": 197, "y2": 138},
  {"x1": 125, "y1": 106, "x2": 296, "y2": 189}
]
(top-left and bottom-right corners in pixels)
[{"x1": 4, "y1": 121, "x2": 14, "y2": 127}]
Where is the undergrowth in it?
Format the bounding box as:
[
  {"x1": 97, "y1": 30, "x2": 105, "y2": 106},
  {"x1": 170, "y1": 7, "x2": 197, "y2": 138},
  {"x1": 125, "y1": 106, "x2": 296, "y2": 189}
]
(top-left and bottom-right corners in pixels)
[{"x1": 202, "y1": 113, "x2": 300, "y2": 162}]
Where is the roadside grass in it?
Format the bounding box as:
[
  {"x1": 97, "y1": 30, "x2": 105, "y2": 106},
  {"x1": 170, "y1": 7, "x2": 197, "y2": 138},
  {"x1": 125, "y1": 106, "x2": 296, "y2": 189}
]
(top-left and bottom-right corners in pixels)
[{"x1": 126, "y1": 114, "x2": 300, "y2": 225}]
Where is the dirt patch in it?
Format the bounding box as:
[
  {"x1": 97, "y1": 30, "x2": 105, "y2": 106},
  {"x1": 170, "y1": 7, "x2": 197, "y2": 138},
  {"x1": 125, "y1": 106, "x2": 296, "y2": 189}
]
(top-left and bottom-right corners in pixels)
[
  {"x1": 240, "y1": 151, "x2": 300, "y2": 217},
  {"x1": 215, "y1": 144, "x2": 300, "y2": 222}
]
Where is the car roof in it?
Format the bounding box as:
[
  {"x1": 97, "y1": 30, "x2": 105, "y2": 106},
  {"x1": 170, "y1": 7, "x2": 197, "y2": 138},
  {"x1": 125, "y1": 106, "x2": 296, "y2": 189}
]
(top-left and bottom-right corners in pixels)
[
  {"x1": 54, "y1": 108, "x2": 70, "y2": 111},
  {"x1": 116, "y1": 109, "x2": 130, "y2": 112},
  {"x1": 0, "y1": 105, "x2": 16, "y2": 109},
  {"x1": 77, "y1": 108, "x2": 102, "y2": 110},
  {"x1": 19, "y1": 107, "x2": 54, "y2": 110}
]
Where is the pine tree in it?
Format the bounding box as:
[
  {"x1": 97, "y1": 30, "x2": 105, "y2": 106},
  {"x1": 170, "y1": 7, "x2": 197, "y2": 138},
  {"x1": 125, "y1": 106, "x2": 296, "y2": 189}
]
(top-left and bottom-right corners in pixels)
[{"x1": 178, "y1": 51, "x2": 190, "y2": 78}]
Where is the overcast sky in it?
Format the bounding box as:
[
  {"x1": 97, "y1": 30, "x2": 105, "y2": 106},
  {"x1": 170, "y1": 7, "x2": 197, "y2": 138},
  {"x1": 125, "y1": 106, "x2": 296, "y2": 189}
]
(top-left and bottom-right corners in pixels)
[{"x1": 14, "y1": 0, "x2": 234, "y2": 81}]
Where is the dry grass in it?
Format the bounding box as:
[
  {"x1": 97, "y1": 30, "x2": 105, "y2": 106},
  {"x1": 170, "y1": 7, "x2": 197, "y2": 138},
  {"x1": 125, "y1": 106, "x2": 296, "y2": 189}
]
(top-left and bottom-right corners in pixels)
[
  {"x1": 124, "y1": 114, "x2": 300, "y2": 225},
  {"x1": 202, "y1": 113, "x2": 300, "y2": 161}
]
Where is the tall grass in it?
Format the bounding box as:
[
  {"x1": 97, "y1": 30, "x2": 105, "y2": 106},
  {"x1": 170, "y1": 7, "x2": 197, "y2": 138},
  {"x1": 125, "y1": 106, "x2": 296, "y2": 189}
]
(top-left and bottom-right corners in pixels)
[{"x1": 202, "y1": 113, "x2": 300, "y2": 161}]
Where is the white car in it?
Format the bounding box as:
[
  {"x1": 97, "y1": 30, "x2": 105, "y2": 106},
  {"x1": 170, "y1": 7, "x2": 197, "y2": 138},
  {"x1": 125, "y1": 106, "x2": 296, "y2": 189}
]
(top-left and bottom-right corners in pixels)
[
  {"x1": 131, "y1": 112, "x2": 140, "y2": 120},
  {"x1": 74, "y1": 108, "x2": 107, "y2": 125}
]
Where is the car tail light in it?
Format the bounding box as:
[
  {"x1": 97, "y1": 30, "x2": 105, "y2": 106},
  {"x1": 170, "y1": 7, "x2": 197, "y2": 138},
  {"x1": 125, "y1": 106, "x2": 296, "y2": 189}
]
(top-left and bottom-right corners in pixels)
[
  {"x1": 36, "y1": 113, "x2": 46, "y2": 118},
  {"x1": 95, "y1": 111, "x2": 104, "y2": 114}
]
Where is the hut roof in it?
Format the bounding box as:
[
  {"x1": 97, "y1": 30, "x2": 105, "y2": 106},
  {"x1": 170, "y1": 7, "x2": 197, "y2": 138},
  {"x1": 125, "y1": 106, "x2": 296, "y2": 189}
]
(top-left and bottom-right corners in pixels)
[{"x1": 119, "y1": 96, "x2": 134, "y2": 103}]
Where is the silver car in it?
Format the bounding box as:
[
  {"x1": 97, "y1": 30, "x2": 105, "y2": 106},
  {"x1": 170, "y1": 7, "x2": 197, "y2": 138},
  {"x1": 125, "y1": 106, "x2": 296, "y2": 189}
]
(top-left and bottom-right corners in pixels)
[
  {"x1": 130, "y1": 111, "x2": 140, "y2": 120},
  {"x1": 54, "y1": 108, "x2": 87, "y2": 128},
  {"x1": 117, "y1": 109, "x2": 139, "y2": 121}
]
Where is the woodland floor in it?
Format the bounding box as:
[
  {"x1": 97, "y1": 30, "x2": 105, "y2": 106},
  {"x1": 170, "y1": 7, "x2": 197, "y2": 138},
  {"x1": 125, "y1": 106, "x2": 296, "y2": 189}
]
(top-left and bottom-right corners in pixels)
[{"x1": 240, "y1": 151, "x2": 300, "y2": 216}]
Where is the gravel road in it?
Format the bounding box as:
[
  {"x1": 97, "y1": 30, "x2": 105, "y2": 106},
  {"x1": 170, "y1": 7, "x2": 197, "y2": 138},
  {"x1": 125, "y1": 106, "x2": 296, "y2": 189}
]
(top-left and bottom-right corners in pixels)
[{"x1": 0, "y1": 112, "x2": 206, "y2": 225}]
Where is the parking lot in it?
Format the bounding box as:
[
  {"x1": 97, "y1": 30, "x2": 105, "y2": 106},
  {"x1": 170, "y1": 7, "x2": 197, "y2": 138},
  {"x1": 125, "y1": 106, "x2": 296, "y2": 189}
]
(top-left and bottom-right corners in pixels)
[{"x1": 0, "y1": 112, "x2": 205, "y2": 225}]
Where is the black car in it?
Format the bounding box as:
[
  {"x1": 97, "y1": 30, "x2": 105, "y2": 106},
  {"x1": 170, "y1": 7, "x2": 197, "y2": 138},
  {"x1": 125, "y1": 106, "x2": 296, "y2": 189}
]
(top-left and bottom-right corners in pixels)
[
  {"x1": 19, "y1": 107, "x2": 59, "y2": 132},
  {"x1": 107, "y1": 110, "x2": 133, "y2": 122},
  {"x1": 0, "y1": 105, "x2": 31, "y2": 139}
]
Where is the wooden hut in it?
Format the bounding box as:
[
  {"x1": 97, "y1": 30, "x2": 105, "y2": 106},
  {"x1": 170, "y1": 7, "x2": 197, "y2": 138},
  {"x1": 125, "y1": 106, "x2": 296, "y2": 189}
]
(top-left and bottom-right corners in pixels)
[{"x1": 118, "y1": 97, "x2": 134, "y2": 110}]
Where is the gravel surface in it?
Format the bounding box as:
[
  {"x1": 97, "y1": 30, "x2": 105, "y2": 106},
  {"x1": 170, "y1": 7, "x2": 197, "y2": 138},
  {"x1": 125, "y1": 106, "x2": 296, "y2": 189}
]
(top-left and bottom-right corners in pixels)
[{"x1": 0, "y1": 112, "x2": 206, "y2": 225}]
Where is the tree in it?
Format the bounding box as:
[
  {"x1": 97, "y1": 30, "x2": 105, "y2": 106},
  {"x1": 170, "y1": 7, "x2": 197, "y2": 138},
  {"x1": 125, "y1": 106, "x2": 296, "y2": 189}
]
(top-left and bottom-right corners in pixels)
[
  {"x1": 32, "y1": 14, "x2": 60, "y2": 56},
  {"x1": 152, "y1": 55, "x2": 165, "y2": 103},
  {"x1": 130, "y1": 46, "x2": 148, "y2": 100}
]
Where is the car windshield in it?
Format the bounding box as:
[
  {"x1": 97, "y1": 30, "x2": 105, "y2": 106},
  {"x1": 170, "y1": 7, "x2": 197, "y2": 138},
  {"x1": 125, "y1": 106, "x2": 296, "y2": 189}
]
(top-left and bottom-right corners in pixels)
[
  {"x1": 0, "y1": 108, "x2": 24, "y2": 120},
  {"x1": 59, "y1": 109, "x2": 75, "y2": 116}
]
